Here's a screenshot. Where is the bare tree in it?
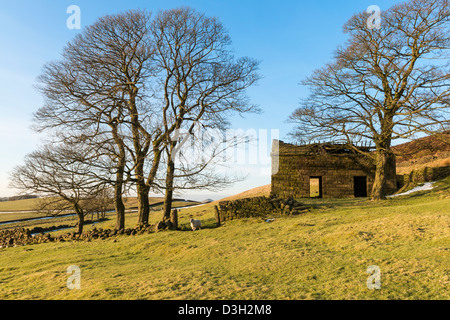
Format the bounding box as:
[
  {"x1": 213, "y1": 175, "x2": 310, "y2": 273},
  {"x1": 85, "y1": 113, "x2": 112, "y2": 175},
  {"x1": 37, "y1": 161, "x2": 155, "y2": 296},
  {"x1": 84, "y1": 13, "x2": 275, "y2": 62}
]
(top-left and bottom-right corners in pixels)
[
  {"x1": 30, "y1": 8, "x2": 260, "y2": 229},
  {"x1": 153, "y1": 122, "x2": 246, "y2": 214},
  {"x1": 149, "y1": 7, "x2": 261, "y2": 223},
  {"x1": 33, "y1": 10, "x2": 156, "y2": 229},
  {"x1": 9, "y1": 144, "x2": 106, "y2": 234},
  {"x1": 289, "y1": 0, "x2": 450, "y2": 200},
  {"x1": 82, "y1": 187, "x2": 113, "y2": 222}
]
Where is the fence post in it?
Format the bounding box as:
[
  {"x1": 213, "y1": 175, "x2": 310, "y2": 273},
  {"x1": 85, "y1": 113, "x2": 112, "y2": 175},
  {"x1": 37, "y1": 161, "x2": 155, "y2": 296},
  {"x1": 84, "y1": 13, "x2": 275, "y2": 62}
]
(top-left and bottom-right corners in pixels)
[
  {"x1": 170, "y1": 209, "x2": 178, "y2": 230},
  {"x1": 214, "y1": 205, "x2": 221, "y2": 227}
]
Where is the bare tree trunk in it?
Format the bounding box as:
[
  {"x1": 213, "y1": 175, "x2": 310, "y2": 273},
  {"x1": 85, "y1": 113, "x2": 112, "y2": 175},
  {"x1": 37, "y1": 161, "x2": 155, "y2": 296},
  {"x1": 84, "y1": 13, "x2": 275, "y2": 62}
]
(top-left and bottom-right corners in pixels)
[
  {"x1": 137, "y1": 152, "x2": 162, "y2": 225},
  {"x1": 115, "y1": 194, "x2": 125, "y2": 230},
  {"x1": 162, "y1": 158, "x2": 175, "y2": 222},
  {"x1": 372, "y1": 114, "x2": 395, "y2": 200},
  {"x1": 371, "y1": 130, "x2": 396, "y2": 200},
  {"x1": 77, "y1": 214, "x2": 84, "y2": 234},
  {"x1": 107, "y1": 114, "x2": 128, "y2": 230},
  {"x1": 215, "y1": 205, "x2": 221, "y2": 227},
  {"x1": 114, "y1": 168, "x2": 126, "y2": 230},
  {"x1": 170, "y1": 209, "x2": 178, "y2": 230},
  {"x1": 371, "y1": 150, "x2": 389, "y2": 200},
  {"x1": 137, "y1": 182, "x2": 150, "y2": 226},
  {"x1": 73, "y1": 203, "x2": 85, "y2": 234},
  {"x1": 128, "y1": 91, "x2": 154, "y2": 227}
]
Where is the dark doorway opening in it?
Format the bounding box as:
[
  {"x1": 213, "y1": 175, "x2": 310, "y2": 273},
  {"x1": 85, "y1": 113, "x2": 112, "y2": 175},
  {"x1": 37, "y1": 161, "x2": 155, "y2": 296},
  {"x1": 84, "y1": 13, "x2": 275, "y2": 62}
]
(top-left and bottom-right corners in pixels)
[
  {"x1": 354, "y1": 176, "x2": 367, "y2": 198},
  {"x1": 310, "y1": 177, "x2": 323, "y2": 199}
]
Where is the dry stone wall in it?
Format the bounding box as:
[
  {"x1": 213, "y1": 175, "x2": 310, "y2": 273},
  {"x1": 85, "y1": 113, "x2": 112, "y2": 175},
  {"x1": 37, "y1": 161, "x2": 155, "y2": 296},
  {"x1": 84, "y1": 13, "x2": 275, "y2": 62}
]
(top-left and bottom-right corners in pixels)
[
  {"x1": 0, "y1": 225, "x2": 155, "y2": 248},
  {"x1": 397, "y1": 165, "x2": 450, "y2": 188},
  {"x1": 217, "y1": 196, "x2": 308, "y2": 222}
]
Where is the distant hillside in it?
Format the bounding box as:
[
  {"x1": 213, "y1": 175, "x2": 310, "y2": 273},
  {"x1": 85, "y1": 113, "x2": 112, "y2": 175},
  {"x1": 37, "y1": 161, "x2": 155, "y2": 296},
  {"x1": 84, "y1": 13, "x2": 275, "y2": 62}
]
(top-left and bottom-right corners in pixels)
[
  {"x1": 0, "y1": 195, "x2": 38, "y2": 202},
  {"x1": 393, "y1": 132, "x2": 450, "y2": 162},
  {"x1": 218, "y1": 184, "x2": 271, "y2": 202},
  {"x1": 393, "y1": 133, "x2": 450, "y2": 174}
]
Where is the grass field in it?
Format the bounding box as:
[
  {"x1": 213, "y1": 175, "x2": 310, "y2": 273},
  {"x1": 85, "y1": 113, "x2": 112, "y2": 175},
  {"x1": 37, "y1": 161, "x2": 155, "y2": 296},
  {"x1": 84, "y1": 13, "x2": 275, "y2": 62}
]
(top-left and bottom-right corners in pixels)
[
  {"x1": 0, "y1": 198, "x2": 44, "y2": 212},
  {"x1": 0, "y1": 201, "x2": 199, "y2": 233},
  {"x1": 0, "y1": 178, "x2": 449, "y2": 300},
  {"x1": 0, "y1": 196, "x2": 174, "y2": 212}
]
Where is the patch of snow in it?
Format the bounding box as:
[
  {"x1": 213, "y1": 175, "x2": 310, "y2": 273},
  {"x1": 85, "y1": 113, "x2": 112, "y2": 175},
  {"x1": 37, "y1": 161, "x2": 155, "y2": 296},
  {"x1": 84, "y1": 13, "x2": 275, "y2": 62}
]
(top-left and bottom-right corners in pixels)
[{"x1": 388, "y1": 182, "x2": 437, "y2": 198}]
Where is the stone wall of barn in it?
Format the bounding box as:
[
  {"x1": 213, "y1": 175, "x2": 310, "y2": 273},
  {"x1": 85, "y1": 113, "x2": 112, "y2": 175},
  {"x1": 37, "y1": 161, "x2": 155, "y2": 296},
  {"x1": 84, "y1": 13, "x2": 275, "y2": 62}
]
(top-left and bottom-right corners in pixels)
[{"x1": 271, "y1": 140, "x2": 397, "y2": 199}]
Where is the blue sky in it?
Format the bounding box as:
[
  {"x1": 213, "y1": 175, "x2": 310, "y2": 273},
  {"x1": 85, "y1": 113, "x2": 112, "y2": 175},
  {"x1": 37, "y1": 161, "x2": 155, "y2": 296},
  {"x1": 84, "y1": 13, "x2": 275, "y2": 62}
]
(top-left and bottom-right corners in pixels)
[{"x1": 0, "y1": 0, "x2": 401, "y2": 199}]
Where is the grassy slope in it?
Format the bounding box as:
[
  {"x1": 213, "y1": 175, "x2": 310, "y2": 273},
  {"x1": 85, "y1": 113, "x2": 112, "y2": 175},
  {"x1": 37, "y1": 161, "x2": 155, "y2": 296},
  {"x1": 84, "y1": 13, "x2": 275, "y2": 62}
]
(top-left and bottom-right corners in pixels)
[
  {"x1": 219, "y1": 185, "x2": 271, "y2": 201},
  {"x1": 393, "y1": 133, "x2": 450, "y2": 174},
  {"x1": 0, "y1": 179, "x2": 449, "y2": 300}
]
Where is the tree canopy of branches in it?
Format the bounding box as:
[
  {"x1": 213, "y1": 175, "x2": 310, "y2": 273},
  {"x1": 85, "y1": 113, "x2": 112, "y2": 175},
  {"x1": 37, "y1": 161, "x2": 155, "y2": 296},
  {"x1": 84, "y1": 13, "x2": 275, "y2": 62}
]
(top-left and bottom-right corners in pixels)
[
  {"x1": 149, "y1": 7, "x2": 261, "y2": 222},
  {"x1": 12, "y1": 7, "x2": 260, "y2": 231},
  {"x1": 289, "y1": 0, "x2": 450, "y2": 200},
  {"x1": 33, "y1": 10, "x2": 159, "y2": 229},
  {"x1": 9, "y1": 144, "x2": 108, "y2": 234}
]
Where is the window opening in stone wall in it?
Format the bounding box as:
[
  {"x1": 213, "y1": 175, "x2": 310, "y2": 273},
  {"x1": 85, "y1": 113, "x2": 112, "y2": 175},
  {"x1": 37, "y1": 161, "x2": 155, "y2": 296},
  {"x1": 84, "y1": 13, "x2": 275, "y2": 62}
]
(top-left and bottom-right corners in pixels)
[
  {"x1": 354, "y1": 176, "x2": 367, "y2": 197},
  {"x1": 310, "y1": 177, "x2": 323, "y2": 198}
]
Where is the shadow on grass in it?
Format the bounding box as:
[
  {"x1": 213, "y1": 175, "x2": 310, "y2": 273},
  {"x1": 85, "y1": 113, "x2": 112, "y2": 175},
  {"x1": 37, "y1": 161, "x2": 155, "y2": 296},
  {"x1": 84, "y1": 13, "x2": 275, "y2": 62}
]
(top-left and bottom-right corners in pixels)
[
  {"x1": 435, "y1": 176, "x2": 450, "y2": 192},
  {"x1": 393, "y1": 177, "x2": 450, "y2": 200},
  {"x1": 299, "y1": 197, "x2": 373, "y2": 212},
  {"x1": 297, "y1": 176, "x2": 450, "y2": 211}
]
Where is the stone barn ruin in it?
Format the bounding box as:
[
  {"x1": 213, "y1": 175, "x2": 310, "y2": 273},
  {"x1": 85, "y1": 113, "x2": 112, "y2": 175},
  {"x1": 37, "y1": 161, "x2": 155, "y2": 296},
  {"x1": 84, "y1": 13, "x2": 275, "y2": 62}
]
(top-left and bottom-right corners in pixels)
[{"x1": 271, "y1": 140, "x2": 397, "y2": 199}]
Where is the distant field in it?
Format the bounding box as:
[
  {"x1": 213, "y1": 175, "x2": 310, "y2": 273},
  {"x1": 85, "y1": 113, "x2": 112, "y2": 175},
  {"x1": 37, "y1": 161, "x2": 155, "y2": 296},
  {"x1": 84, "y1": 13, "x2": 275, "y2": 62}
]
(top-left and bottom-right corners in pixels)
[
  {"x1": 0, "y1": 196, "x2": 199, "y2": 211},
  {"x1": 0, "y1": 200, "x2": 199, "y2": 232},
  {"x1": 0, "y1": 196, "x2": 171, "y2": 213},
  {"x1": 0, "y1": 198, "x2": 44, "y2": 212}
]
